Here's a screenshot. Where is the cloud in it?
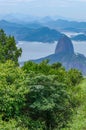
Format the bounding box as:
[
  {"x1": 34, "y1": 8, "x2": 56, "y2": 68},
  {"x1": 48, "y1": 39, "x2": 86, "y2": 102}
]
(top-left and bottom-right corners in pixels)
[
  {"x1": 0, "y1": 0, "x2": 36, "y2": 4},
  {"x1": 1, "y1": 0, "x2": 86, "y2": 5},
  {"x1": 59, "y1": 0, "x2": 86, "y2": 3},
  {"x1": 16, "y1": 0, "x2": 30, "y2": 1},
  {"x1": 75, "y1": 0, "x2": 86, "y2": 1},
  {"x1": 0, "y1": 0, "x2": 35, "y2": 2},
  {"x1": 63, "y1": 0, "x2": 86, "y2": 2}
]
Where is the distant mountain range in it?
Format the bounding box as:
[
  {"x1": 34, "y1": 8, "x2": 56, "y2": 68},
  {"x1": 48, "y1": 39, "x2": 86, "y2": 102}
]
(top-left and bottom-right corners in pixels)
[
  {"x1": 1, "y1": 14, "x2": 86, "y2": 32},
  {"x1": 0, "y1": 20, "x2": 63, "y2": 42},
  {"x1": 0, "y1": 19, "x2": 86, "y2": 42},
  {"x1": 72, "y1": 34, "x2": 86, "y2": 41},
  {"x1": 43, "y1": 19, "x2": 86, "y2": 33},
  {"x1": 0, "y1": 14, "x2": 69, "y2": 23}
]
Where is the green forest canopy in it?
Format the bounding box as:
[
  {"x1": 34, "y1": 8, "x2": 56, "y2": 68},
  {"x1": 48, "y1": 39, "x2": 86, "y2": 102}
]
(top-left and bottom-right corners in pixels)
[
  {"x1": 0, "y1": 29, "x2": 85, "y2": 130},
  {"x1": 0, "y1": 29, "x2": 22, "y2": 64}
]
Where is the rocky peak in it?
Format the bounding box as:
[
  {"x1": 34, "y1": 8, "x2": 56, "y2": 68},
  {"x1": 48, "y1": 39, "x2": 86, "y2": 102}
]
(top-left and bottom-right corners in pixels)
[
  {"x1": 55, "y1": 35, "x2": 74, "y2": 55},
  {"x1": 33, "y1": 35, "x2": 86, "y2": 75}
]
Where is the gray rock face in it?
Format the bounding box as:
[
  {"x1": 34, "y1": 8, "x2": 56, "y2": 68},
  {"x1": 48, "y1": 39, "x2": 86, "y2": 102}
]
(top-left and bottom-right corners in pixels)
[
  {"x1": 55, "y1": 35, "x2": 74, "y2": 55},
  {"x1": 33, "y1": 35, "x2": 86, "y2": 75}
]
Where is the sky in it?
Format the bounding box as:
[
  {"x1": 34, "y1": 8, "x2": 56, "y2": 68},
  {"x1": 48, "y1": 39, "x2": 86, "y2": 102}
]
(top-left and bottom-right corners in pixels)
[{"x1": 0, "y1": 0, "x2": 86, "y2": 21}]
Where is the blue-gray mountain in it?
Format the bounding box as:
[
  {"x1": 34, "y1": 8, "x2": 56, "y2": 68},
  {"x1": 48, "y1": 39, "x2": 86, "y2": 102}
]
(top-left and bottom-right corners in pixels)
[
  {"x1": 72, "y1": 34, "x2": 86, "y2": 41},
  {"x1": 33, "y1": 35, "x2": 86, "y2": 75},
  {"x1": 43, "y1": 19, "x2": 86, "y2": 33},
  {"x1": 1, "y1": 20, "x2": 86, "y2": 42},
  {"x1": 0, "y1": 20, "x2": 63, "y2": 42}
]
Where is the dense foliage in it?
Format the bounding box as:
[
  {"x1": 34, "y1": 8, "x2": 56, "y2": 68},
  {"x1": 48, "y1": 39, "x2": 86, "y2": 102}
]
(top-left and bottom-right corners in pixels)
[
  {"x1": 61, "y1": 79, "x2": 86, "y2": 130},
  {"x1": 0, "y1": 30, "x2": 84, "y2": 130},
  {"x1": 0, "y1": 60, "x2": 83, "y2": 130},
  {"x1": 26, "y1": 75, "x2": 72, "y2": 129},
  {"x1": 0, "y1": 29, "x2": 22, "y2": 64},
  {"x1": 0, "y1": 61, "x2": 28, "y2": 119}
]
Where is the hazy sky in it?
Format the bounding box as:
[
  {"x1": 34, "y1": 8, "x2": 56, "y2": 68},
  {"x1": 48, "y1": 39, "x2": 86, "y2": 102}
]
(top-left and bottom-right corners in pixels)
[{"x1": 0, "y1": 0, "x2": 86, "y2": 21}]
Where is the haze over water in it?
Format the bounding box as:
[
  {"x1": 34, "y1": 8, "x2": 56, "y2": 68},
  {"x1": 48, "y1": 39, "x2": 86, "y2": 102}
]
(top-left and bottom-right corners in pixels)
[{"x1": 18, "y1": 41, "x2": 86, "y2": 62}]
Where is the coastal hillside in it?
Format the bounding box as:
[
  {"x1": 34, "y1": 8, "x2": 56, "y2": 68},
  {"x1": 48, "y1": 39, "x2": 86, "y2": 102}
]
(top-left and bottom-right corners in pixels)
[
  {"x1": 34, "y1": 35, "x2": 86, "y2": 75},
  {"x1": 0, "y1": 29, "x2": 85, "y2": 130},
  {"x1": 61, "y1": 79, "x2": 86, "y2": 130}
]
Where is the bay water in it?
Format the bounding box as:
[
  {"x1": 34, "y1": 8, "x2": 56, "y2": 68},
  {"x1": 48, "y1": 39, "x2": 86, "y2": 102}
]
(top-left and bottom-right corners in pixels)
[{"x1": 17, "y1": 41, "x2": 86, "y2": 62}]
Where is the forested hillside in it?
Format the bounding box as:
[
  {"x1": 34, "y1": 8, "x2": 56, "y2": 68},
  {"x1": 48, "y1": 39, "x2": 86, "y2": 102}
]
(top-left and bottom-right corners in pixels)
[
  {"x1": 0, "y1": 30, "x2": 85, "y2": 130},
  {"x1": 0, "y1": 20, "x2": 63, "y2": 42},
  {"x1": 62, "y1": 79, "x2": 86, "y2": 130}
]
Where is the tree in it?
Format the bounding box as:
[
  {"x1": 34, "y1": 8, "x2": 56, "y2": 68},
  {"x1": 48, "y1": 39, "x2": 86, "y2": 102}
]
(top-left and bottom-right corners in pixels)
[
  {"x1": 51, "y1": 62, "x2": 62, "y2": 69},
  {"x1": 67, "y1": 69, "x2": 83, "y2": 86},
  {"x1": 25, "y1": 75, "x2": 72, "y2": 130},
  {"x1": 0, "y1": 60, "x2": 28, "y2": 119},
  {"x1": 0, "y1": 29, "x2": 22, "y2": 64}
]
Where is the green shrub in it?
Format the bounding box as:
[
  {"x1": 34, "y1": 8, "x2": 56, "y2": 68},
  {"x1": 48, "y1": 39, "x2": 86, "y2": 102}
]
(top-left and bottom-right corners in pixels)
[
  {"x1": 0, "y1": 60, "x2": 28, "y2": 119},
  {"x1": 25, "y1": 75, "x2": 73, "y2": 130}
]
